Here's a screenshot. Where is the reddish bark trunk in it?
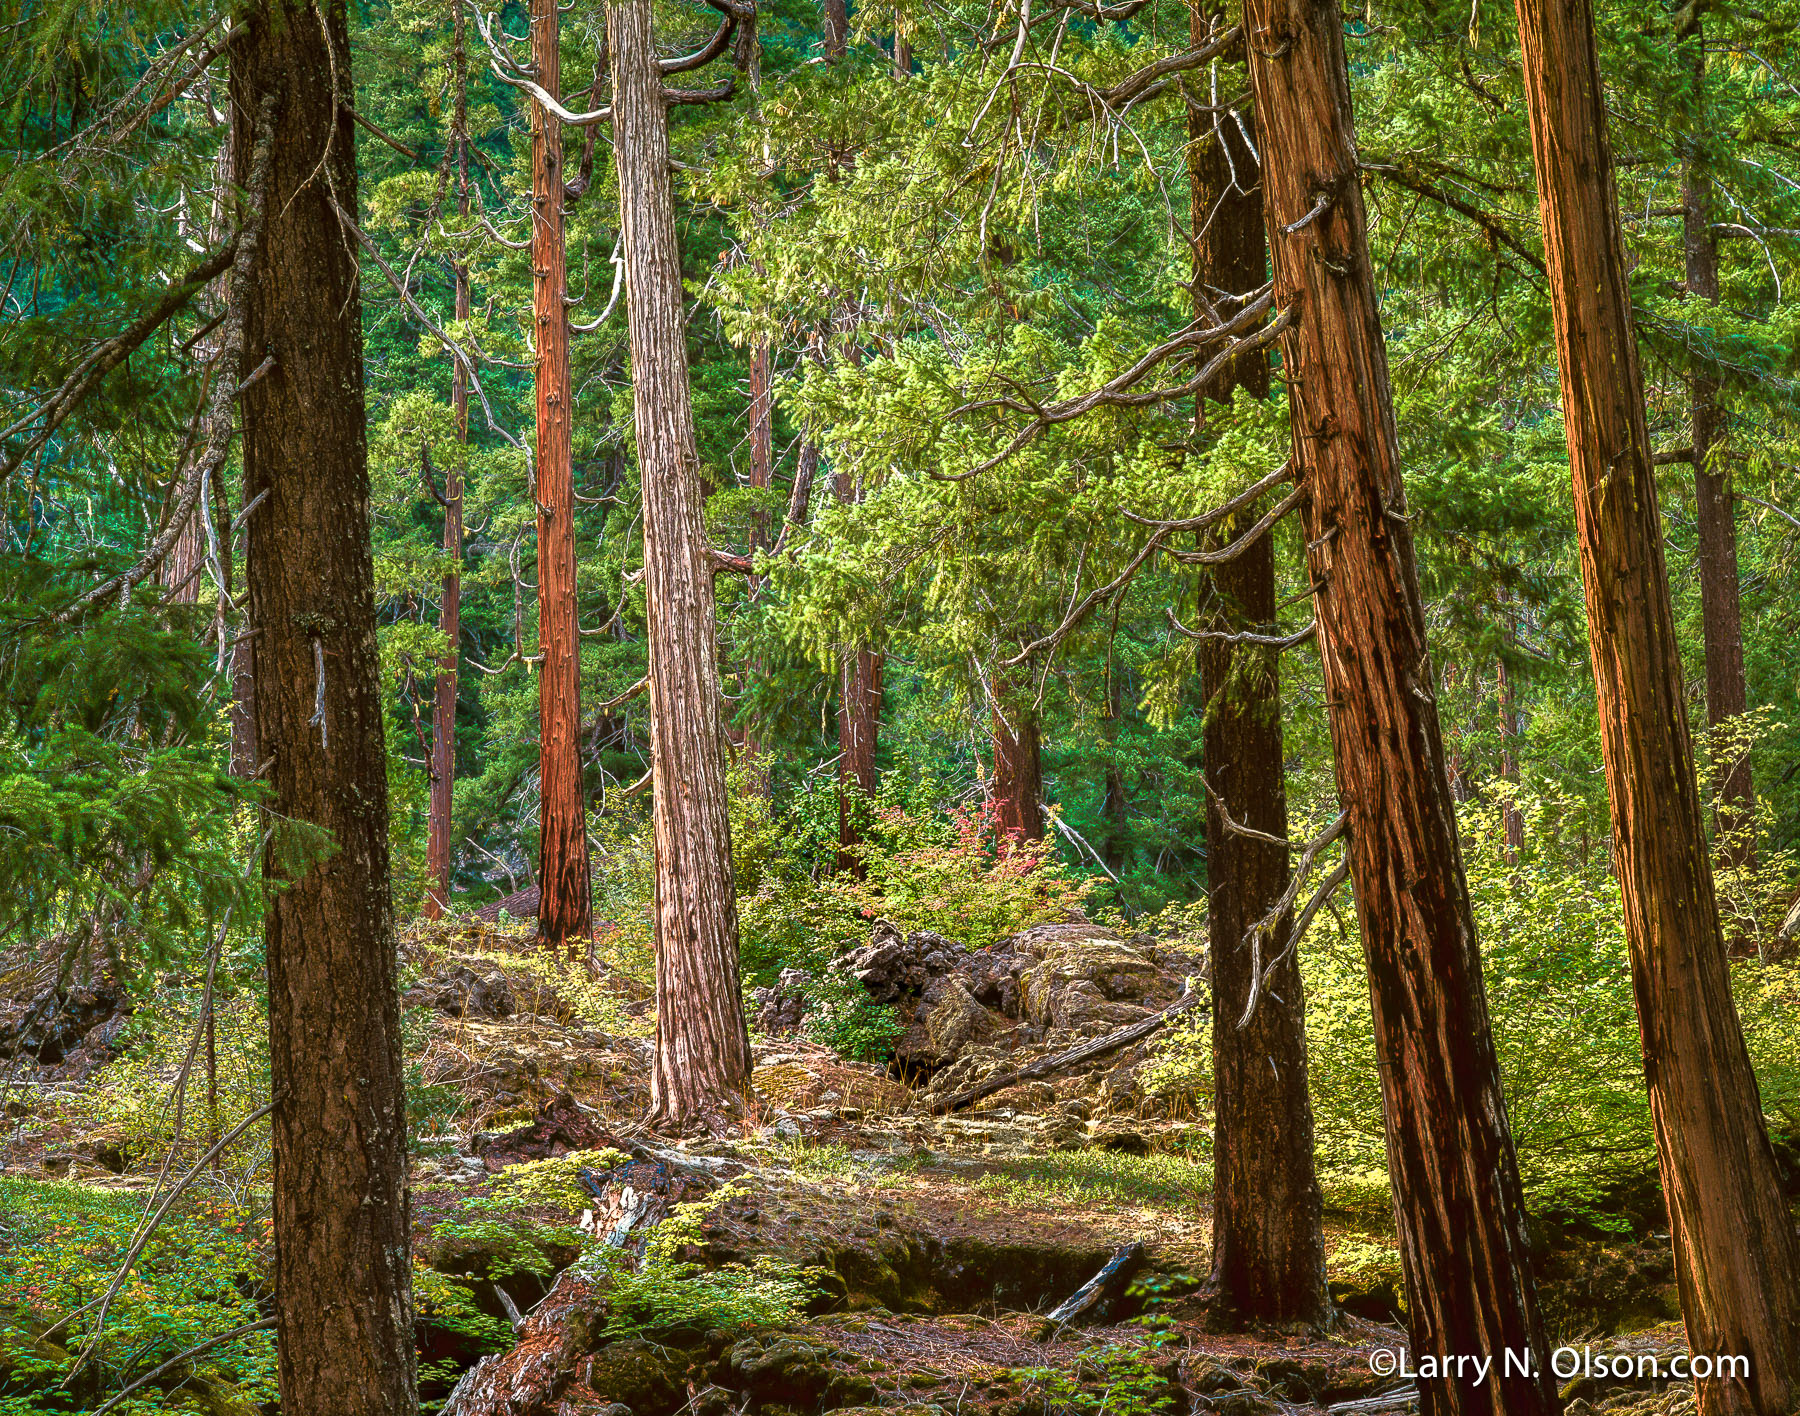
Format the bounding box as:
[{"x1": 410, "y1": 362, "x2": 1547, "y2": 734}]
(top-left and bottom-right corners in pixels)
[
  {"x1": 230, "y1": 9, "x2": 417, "y2": 1408},
  {"x1": 1188, "y1": 11, "x2": 1328, "y2": 1326},
  {"x1": 1512, "y1": 0, "x2": 1800, "y2": 1408},
  {"x1": 425, "y1": 6, "x2": 471, "y2": 921},
  {"x1": 836, "y1": 645, "x2": 882, "y2": 875},
  {"x1": 989, "y1": 677, "x2": 1043, "y2": 843},
  {"x1": 611, "y1": 0, "x2": 754, "y2": 1132},
  {"x1": 1244, "y1": 0, "x2": 1558, "y2": 1407},
  {"x1": 532, "y1": 0, "x2": 593, "y2": 948},
  {"x1": 1679, "y1": 4, "x2": 1755, "y2": 883}
]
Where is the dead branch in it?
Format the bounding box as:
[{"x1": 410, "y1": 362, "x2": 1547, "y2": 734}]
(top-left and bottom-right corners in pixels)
[{"x1": 1166, "y1": 607, "x2": 1316, "y2": 648}]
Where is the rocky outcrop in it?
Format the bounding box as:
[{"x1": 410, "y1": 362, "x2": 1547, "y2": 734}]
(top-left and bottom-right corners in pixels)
[
  {"x1": 806, "y1": 914, "x2": 1204, "y2": 1095},
  {"x1": 411, "y1": 965, "x2": 518, "y2": 1019}
]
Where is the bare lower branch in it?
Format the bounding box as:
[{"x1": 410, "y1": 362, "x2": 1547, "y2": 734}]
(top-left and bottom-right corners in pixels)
[
  {"x1": 1166, "y1": 607, "x2": 1316, "y2": 648},
  {"x1": 1, "y1": 237, "x2": 239, "y2": 483}
]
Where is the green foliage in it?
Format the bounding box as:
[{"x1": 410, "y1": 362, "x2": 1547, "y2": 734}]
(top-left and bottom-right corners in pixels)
[
  {"x1": 586, "y1": 1186, "x2": 819, "y2": 1338},
  {"x1": 1010, "y1": 1344, "x2": 1176, "y2": 1416},
  {"x1": 0, "y1": 1178, "x2": 274, "y2": 1415},
  {"x1": 62, "y1": 992, "x2": 271, "y2": 1188}
]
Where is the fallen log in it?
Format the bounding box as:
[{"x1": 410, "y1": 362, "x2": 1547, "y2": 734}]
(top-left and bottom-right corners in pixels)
[
  {"x1": 928, "y1": 990, "x2": 1204, "y2": 1115},
  {"x1": 1043, "y1": 1242, "x2": 1144, "y2": 1327}
]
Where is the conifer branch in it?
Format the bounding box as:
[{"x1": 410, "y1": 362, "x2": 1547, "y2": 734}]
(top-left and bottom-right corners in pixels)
[
  {"x1": 0, "y1": 237, "x2": 240, "y2": 484},
  {"x1": 49, "y1": 98, "x2": 278, "y2": 624}
]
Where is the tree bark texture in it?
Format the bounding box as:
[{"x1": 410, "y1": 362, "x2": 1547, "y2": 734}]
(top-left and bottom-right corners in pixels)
[
  {"x1": 1678, "y1": 2, "x2": 1754, "y2": 878},
  {"x1": 990, "y1": 675, "x2": 1044, "y2": 842},
  {"x1": 425, "y1": 6, "x2": 471, "y2": 920},
  {"x1": 1243, "y1": 0, "x2": 1557, "y2": 1409},
  {"x1": 611, "y1": 0, "x2": 755, "y2": 1132},
  {"x1": 1511, "y1": 0, "x2": 1800, "y2": 1408},
  {"x1": 836, "y1": 644, "x2": 882, "y2": 875},
  {"x1": 230, "y1": 6, "x2": 418, "y2": 1409},
  {"x1": 532, "y1": 0, "x2": 593, "y2": 947},
  {"x1": 1187, "y1": 23, "x2": 1328, "y2": 1327}
]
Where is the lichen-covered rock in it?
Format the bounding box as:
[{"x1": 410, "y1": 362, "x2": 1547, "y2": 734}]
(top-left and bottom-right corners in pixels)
[
  {"x1": 752, "y1": 969, "x2": 813, "y2": 1035},
  {"x1": 412, "y1": 965, "x2": 517, "y2": 1019}
]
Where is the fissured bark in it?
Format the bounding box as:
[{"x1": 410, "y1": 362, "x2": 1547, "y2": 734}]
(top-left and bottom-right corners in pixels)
[
  {"x1": 1512, "y1": 0, "x2": 1800, "y2": 1408},
  {"x1": 532, "y1": 0, "x2": 593, "y2": 948},
  {"x1": 611, "y1": 0, "x2": 755, "y2": 1132},
  {"x1": 1188, "y1": 7, "x2": 1327, "y2": 1327},
  {"x1": 231, "y1": 2, "x2": 418, "y2": 1408},
  {"x1": 1244, "y1": 0, "x2": 1557, "y2": 1408}
]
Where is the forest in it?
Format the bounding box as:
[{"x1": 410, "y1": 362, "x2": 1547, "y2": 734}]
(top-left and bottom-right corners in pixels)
[{"x1": 2, "y1": 0, "x2": 1799, "y2": 1408}]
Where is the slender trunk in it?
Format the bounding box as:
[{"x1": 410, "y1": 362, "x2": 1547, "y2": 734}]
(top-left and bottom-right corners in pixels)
[
  {"x1": 1511, "y1": 0, "x2": 1800, "y2": 1408},
  {"x1": 1497, "y1": 652, "x2": 1523, "y2": 860},
  {"x1": 1244, "y1": 0, "x2": 1557, "y2": 1407},
  {"x1": 741, "y1": 338, "x2": 773, "y2": 792},
  {"x1": 425, "y1": 5, "x2": 471, "y2": 920},
  {"x1": 989, "y1": 674, "x2": 1043, "y2": 843},
  {"x1": 1188, "y1": 11, "x2": 1327, "y2": 1327},
  {"x1": 1679, "y1": 2, "x2": 1755, "y2": 883},
  {"x1": 834, "y1": 461, "x2": 883, "y2": 873},
  {"x1": 231, "y1": 7, "x2": 417, "y2": 1409},
  {"x1": 836, "y1": 643, "x2": 882, "y2": 875},
  {"x1": 1100, "y1": 674, "x2": 1127, "y2": 872},
  {"x1": 611, "y1": 0, "x2": 754, "y2": 1132},
  {"x1": 823, "y1": 0, "x2": 847, "y2": 58},
  {"x1": 532, "y1": 0, "x2": 592, "y2": 948}
]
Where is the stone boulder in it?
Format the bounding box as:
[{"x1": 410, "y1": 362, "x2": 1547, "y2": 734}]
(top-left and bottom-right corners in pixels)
[{"x1": 412, "y1": 965, "x2": 516, "y2": 1020}]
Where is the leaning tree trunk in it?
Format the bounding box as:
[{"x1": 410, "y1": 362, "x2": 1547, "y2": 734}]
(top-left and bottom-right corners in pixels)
[
  {"x1": 1678, "y1": 0, "x2": 1755, "y2": 882},
  {"x1": 611, "y1": 0, "x2": 755, "y2": 1132},
  {"x1": 990, "y1": 672, "x2": 1044, "y2": 842},
  {"x1": 425, "y1": 3, "x2": 471, "y2": 920},
  {"x1": 1511, "y1": 0, "x2": 1800, "y2": 1409},
  {"x1": 532, "y1": 0, "x2": 593, "y2": 949},
  {"x1": 1243, "y1": 0, "x2": 1557, "y2": 1410},
  {"x1": 1188, "y1": 9, "x2": 1328, "y2": 1327},
  {"x1": 230, "y1": 6, "x2": 418, "y2": 1411}
]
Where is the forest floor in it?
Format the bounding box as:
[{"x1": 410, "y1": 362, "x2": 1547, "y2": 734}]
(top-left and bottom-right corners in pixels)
[{"x1": 0, "y1": 916, "x2": 1729, "y2": 1416}]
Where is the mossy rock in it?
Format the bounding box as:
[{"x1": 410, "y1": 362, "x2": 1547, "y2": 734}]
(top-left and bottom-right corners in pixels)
[{"x1": 585, "y1": 1337, "x2": 684, "y2": 1415}]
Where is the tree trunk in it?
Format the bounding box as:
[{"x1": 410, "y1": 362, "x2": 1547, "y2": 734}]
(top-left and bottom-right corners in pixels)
[
  {"x1": 611, "y1": 0, "x2": 755, "y2": 1132},
  {"x1": 1243, "y1": 0, "x2": 1557, "y2": 1409},
  {"x1": 1188, "y1": 16, "x2": 1328, "y2": 1327},
  {"x1": 532, "y1": 0, "x2": 593, "y2": 949},
  {"x1": 1511, "y1": 0, "x2": 1800, "y2": 1409},
  {"x1": 230, "y1": 7, "x2": 417, "y2": 1409},
  {"x1": 990, "y1": 675, "x2": 1043, "y2": 842},
  {"x1": 425, "y1": 3, "x2": 471, "y2": 921},
  {"x1": 834, "y1": 459, "x2": 883, "y2": 874},
  {"x1": 836, "y1": 643, "x2": 882, "y2": 875},
  {"x1": 1100, "y1": 675, "x2": 1127, "y2": 873},
  {"x1": 1679, "y1": 2, "x2": 1755, "y2": 882},
  {"x1": 740, "y1": 339, "x2": 774, "y2": 792},
  {"x1": 1497, "y1": 652, "x2": 1523, "y2": 860}
]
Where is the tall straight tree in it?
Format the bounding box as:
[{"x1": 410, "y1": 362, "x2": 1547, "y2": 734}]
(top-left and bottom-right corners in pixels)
[
  {"x1": 611, "y1": 0, "x2": 756, "y2": 1131},
  {"x1": 1188, "y1": 7, "x2": 1327, "y2": 1327},
  {"x1": 532, "y1": 0, "x2": 593, "y2": 947},
  {"x1": 821, "y1": 8, "x2": 885, "y2": 869},
  {"x1": 1243, "y1": 0, "x2": 1557, "y2": 1408},
  {"x1": 1511, "y1": 0, "x2": 1800, "y2": 1409},
  {"x1": 425, "y1": 1, "x2": 472, "y2": 919},
  {"x1": 230, "y1": 3, "x2": 417, "y2": 1410},
  {"x1": 1677, "y1": 0, "x2": 1754, "y2": 874}
]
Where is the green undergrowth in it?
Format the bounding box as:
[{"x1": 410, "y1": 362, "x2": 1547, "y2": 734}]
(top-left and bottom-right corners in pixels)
[
  {"x1": 969, "y1": 1151, "x2": 1211, "y2": 1212},
  {"x1": 581, "y1": 1186, "x2": 821, "y2": 1338},
  {"x1": 0, "y1": 1177, "x2": 275, "y2": 1415}
]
